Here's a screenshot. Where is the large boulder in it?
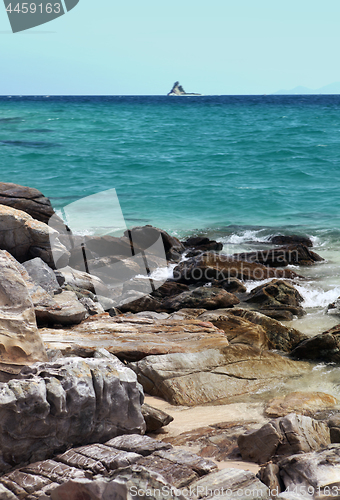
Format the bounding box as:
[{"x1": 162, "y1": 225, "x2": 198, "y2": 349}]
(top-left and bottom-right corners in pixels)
[
  {"x1": 265, "y1": 392, "x2": 338, "y2": 418},
  {"x1": 0, "y1": 205, "x2": 69, "y2": 268},
  {"x1": 0, "y1": 250, "x2": 47, "y2": 377},
  {"x1": 35, "y1": 290, "x2": 88, "y2": 325},
  {"x1": 0, "y1": 356, "x2": 145, "y2": 473},
  {"x1": 23, "y1": 257, "x2": 61, "y2": 294},
  {"x1": 0, "y1": 182, "x2": 61, "y2": 225},
  {"x1": 234, "y1": 244, "x2": 323, "y2": 267},
  {"x1": 290, "y1": 324, "x2": 340, "y2": 362},
  {"x1": 173, "y1": 253, "x2": 301, "y2": 284},
  {"x1": 130, "y1": 346, "x2": 310, "y2": 406},
  {"x1": 237, "y1": 413, "x2": 331, "y2": 464},
  {"x1": 162, "y1": 286, "x2": 240, "y2": 311},
  {"x1": 182, "y1": 236, "x2": 223, "y2": 253},
  {"x1": 124, "y1": 225, "x2": 185, "y2": 262},
  {"x1": 270, "y1": 234, "x2": 313, "y2": 247}
]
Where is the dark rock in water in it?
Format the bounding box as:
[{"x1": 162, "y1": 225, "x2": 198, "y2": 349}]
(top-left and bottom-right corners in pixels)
[
  {"x1": 327, "y1": 296, "x2": 340, "y2": 316},
  {"x1": 23, "y1": 257, "x2": 61, "y2": 295},
  {"x1": 256, "y1": 307, "x2": 297, "y2": 321},
  {"x1": 124, "y1": 225, "x2": 185, "y2": 261},
  {"x1": 270, "y1": 234, "x2": 313, "y2": 247},
  {"x1": 234, "y1": 244, "x2": 323, "y2": 267},
  {"x1": 173, "y1": 253, "x2": 302, "y2": 284},
  {"x1": 237, "y1": 413, "x2": 330, "y2": 464},
  {"x1": 141, "y1": 403, "x2": 174, "y2": 432},
  {"x1": 0, "y1": 181, "x2": 62, "y2": 225},
  {"x1": 245, "y1": 279, "x2": 305, "y2": 318},
  {"x1": 290, "y1": 324, "x2": 340, "y2": 362},
  {"x1": 220, "y1": 278, "x2": 247, "y2": 293},
  {"x1": 278, "y1": 444, "x2": 340, "y2": 493},
  {"x1": 182, "y1": 236, "x2": 223, "y2": 252},
  {"x1": 162, "y1": 286, "x2": 240, "y2": 311},
  {"x1": 0, "y1": 356, "x2": 145, "y2": 473},
  {"x1": 167, "y1": 81, "x2": 202, "y2": 96},
  {"x1": 151, "y1": 280, "x2": 190, "y2": 299}
]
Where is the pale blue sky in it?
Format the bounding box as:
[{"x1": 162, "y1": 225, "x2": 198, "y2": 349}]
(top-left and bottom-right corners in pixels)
[{"x1": 1, "y1": 0, "x2": 340, "y2": 95}]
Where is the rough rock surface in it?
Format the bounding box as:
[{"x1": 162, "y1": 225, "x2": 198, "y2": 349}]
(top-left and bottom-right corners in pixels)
[
  {"x1": 35, "y1": 290, "x2": 87, "y2": 325},
  {"x1": 0, "y1": 182, "x2": 61, "y2": 225},
  {"x1": 278, "y1": 444, "x2": 340, "y2": 496},
  {"x1": 234, "y1": 244, "x2": 323, "y2": 267},
  {"x1": 290, "y1": 324, "x2": 340, "y2": 362},
  {"x1": 0, "y1": 205, "x2": 69, "y2": 268},
  {"x1": 0, "y1": 250, "x2": 47, "y2": 376},
  {"x1": 162, "y1": 286, "x2": 240, "y2": 311},
  {"x1": 182, "y1": 236, "x2": 223, "y2": 253},
  {"x1": 141, "y1": 403, "x2": 174, "y2": 432},
  {"x1": 0, "y1": 356, "x2": 145, "y2": 473},
  {"x1": 41, "y1": 314, "x2": 230, "y2": 362},
  {"x1": 265, "y1": 392, "x2": 338, "y2": 418},
  {"x1": 23, "y1": 257, "x2": 61, "y2": 294},
  {"x1": 173, "y1": 253, "x2": 301, "y2": 284},
  {"x1": 124, "y1": 225, "x2": 185, "y2": 261},
  {"x1": 56, "y1": 266, "x2": 109, "y2": 296},
  {"x1": 130, "y1": 346, "x2": 310, "y2": 405},
  {"x1": 270, "y1": 234, "x2": 313, "y2": 247},
  {"x1": 238, "y1": 413, "x2": 330, "y2": 464}
]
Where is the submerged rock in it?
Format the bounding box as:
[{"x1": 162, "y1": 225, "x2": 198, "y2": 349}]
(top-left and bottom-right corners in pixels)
[
  {"x1": 270, "y1": 234, "x2": 313, "y2": 247},
  {"x1": 265, "y1": 391, "x2": 338, "y2": 418}
]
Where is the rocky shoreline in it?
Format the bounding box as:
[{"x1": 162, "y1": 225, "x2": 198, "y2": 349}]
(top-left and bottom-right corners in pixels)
[{"x1": 0, "y1": 182, "x2": 340, "y2": 498}]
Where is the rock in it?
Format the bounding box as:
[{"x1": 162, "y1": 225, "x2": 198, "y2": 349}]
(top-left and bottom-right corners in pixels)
[
  {"x1": 234, "y1": 244, "x2": 323, "y2": 267},
  {"x1": 124, "y1": 225, "x2": 185, "y2": 261},
  {"x1": 153, "y1": 449, "x2": 217, "y2": 476},
  {"x1": 78, "y1": 296, "x2": 105, "y2": 316},
  {"x1": 265, "y1": 392, "x2": 338, "y2": 418},
  {"x1": 278, "y1": 444, "x2": 340, "y2": 495},
  {"x1": 258, "y1": 462, "x2": 284, "y2": 494},
  {"x1": 0, "y1": 356, "x2": 145, "y2": 472},
  {"x1": 130, "y1": 346, "x2": 310, "y2": 406},
  {"x1": 35, "y1": 290, "x2": 87, "y2": 325},
  {"x1": 256, "y1": 307, "x2": 297, "y2": 321},
  {"x1": 162, "y1": 286, "x2": 240, "y2": 312},
  {"x1": 237, "y1": 413, "x2": 330, "y2": 464},
  {"x1": 220, "y1": 278, "x2": 247, "y2": 293},
  {"x1": 119, "y1": 292, "x2": 164, "y2": 313},
  {"x1": 173, "y1": 254, "x2": 302, "y2": 284},
  {"x1": 327, "y1": 297, "x2": 340, "y2": 316},
  {"x1": 190, "y1": 468, "x2": 270, "y2": 499},
  {"x1": 167, "y1": 81, "x2": 202, "y2": 96},
  {"x1": 0, "y1": 204, "x2": 69, "y2": 268},
  {"x1": 0, "y1": 484, "x2": 19, "y2": 499},
  {"x1": 290, "y1": 325, "x2": 340, "y2": 362},
  {"x1": 106, "y1": 434, "x2": 172, "y2": 456},
  {"x1": 23, "y1": 257, "x2": 61, "y2": 294},
  {"x1": 141, "y1": 403, "x2": 174, "y2": 432},
  {"x1": 270, "y1": 234, "x2": 313, "y2": 247},
  {"x1": 0, "y1": 182, "x2": 62, "y2": 225},
  {"x1": 56, "y1": 266, "x2": 109, "y2": 295},
  {"x1": 0, "y1": 250, "x2": 47, "y2": 376},
  {"x1": 151, "y1": 281, "x2": 190, "y2": 299},
  {"x1": 182, "y1": 236, "x2": 223, "y2": 252},
  {"x1": 227, "y1": 308, "x2": 308, "y2": 352},
  {"x1": 245, "y1": 279, "x2": 305, "y2": 317},
  {"x1": 328, "y1": 415, "x2": 340, "y2": 444}
]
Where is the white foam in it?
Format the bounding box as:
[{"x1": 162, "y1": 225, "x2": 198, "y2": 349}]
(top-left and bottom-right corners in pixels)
[
  {"x1": 295, "y1": 283, "x2": 340, "y2": 308},
  {"x1": 221, "y1": 229, "x2": 270, "y2": 245}
]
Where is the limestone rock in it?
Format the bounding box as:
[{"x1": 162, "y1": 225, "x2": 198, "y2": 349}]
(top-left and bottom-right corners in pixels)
[
  {"x1": 265, "y1": 392, "x2": 338, "y2": 418},
  {"x1": 41, "y1": 315, "x2": 230, "y2": 362},
  {"x1": 0, "y1": 356, "x2": 145, "y2": 472},
  {"x1": 0, "y1": 204, "x2": 69, "y2": 268},
  {"x1": 278, "y1": 444, "x2": 340, "y2": 496},
  {"x1": 238, "y1": 413, "x2": 331, "y2": 464},
  {"x1": 0, "y1": 250, "x2": 47, "y2": 375},
  {"x1": 290, "y1": 325, "x2": 340, "y2": 362},
  {"x1": 130, "y1": 346, "x2": 310, "y2": 406},
  {"x1": 162, "y1": 286, "x2": 240, "y2": 312},
  {"x1": 173, "y1": 253, "x2": 301, "y2": 284}
]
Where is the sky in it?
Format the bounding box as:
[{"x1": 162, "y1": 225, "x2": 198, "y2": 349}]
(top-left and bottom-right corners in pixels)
[{"x1": 1, "y1": 0, "x2": 340, "y2": 95}]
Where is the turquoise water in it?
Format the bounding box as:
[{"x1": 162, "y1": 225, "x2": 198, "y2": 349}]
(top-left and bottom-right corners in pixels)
[{"x1": 0, "y1": 95, "x2": 340, "y2": 240}]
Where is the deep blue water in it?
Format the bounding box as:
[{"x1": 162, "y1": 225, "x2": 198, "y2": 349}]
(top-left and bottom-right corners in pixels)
[{"x1": 0, "y1": 95, "x2": 340, "y2": 242}]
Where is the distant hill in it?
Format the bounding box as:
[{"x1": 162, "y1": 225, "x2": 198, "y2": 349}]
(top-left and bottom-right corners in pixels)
[{"x1": 273, "y1": 82, "x2": 340, "y2": 95}]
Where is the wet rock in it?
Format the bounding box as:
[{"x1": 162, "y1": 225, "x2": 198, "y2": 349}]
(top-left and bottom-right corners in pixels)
[
  {"x1": 227, "y1": 308, "x2": 308, "y2": 352},
  {"x1": 278, "y1": 444, "x2": 340, "y2": 495},
  {"x1": 0, "y1": 182, "x2": 61, "y2": 225},
  {"x1": 0, "y1": 356, "x2": 145, "y2": 472},
  {"x1": 265, "y1": 392, "x2": 338, "y2": 418},
  {"x1": 162, "y1": 286, "x2": 240, "y2": 311},
  {"x1": 0, "y1": 205, "x2": 69, "y2": 268},
  {"x1": 328, "y1": 415, "x2": 340, "y2": 443},
  {"x1": 190, "y1": 468, "x2": 270, "y2": 499},
  {"x1": 23, "y1": 257, "x2": 61, "y2": 294},
  {"x1": 220, "y1": 278, "x2": 247, "y2": 293},
  {"x1": 41, "y1": 315, "x2": 230, "y2": 362},
  {"x1": 130, "y1": 346, "x2": 310, "y2": 406},
  {"x1": 0, "y1": 250, "x2": 47, "y2": 377},
  {"x1": 182, "y1": 236, "x2": 223, "y2": 253},
  {"x1": 327, "y1": 297, "x2": 340, "y2": 316},
  {"x1": 142, "y1": 403, "x2": 174, "y2": 432},
  {"x1": 234, "y1": 244, "x2": 323, "y2": 267},
  {"x1": 290, "y1": 325, "x2": 340, "y2": 362},
  {"x1": 173, "y1": 254, "x2": 301, "y2": 284},
  {"x1": 35, "y1": 290, "x2": 87, "y2": 325},
  {"x1": 238, "y1": 413, "x2": 330, "y2": 464},
  {"x1": 270, "y1": 235, "x2": 313, "y2": 247}
]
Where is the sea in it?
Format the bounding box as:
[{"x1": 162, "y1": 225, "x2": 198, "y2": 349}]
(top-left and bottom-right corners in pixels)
[{"x1": 1, "y1": 94, "x2": 340, "y2": 400}]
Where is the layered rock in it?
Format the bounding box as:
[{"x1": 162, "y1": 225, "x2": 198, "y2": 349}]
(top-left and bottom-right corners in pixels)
[
  {"x1": 162, "y1": 286, "x2": 240, "y2": 311},
  {"x1": 0, "y1": 356, "x2": 145, "y2": 473},
  {"x1": 0, "y1": 205, "x2": 69, "y2": 268},
  {"x1": 290, "y1": 324, "x2": 340, "y2": 362},
  {"x1": 237, "y1": 413, "x2": 330, "y2": 464},
  {"x1": 0, "y1": 250, "x2": 47, "y2": 377},
  {"x1": 130, "y1": 346, "x2": 310, "y2": 406}
]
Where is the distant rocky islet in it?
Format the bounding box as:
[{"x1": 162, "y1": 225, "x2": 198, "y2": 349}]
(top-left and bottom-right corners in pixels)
[{"x1": 0, "y1": 182, "x2": 339, "y2": 498}]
